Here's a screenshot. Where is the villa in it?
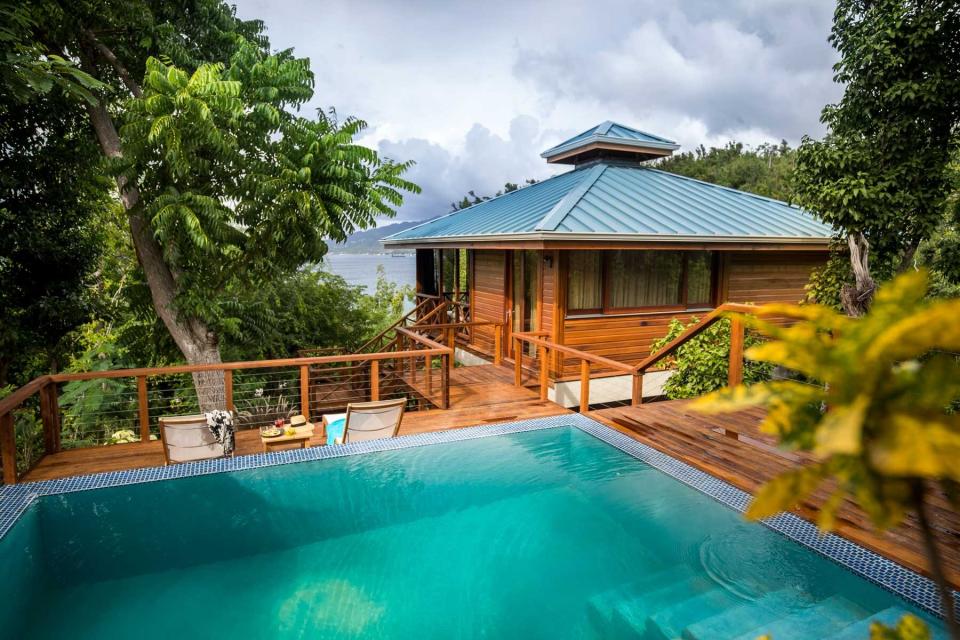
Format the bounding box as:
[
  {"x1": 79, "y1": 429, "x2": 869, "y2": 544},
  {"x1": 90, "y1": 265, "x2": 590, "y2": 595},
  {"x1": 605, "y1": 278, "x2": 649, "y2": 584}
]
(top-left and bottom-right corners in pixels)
[
  {"x1": 383, "y1": 122, "x2": 832, "y2": 404},
  {"x1": 0, "y1": 124, "x2": 956, "y2": 638}
]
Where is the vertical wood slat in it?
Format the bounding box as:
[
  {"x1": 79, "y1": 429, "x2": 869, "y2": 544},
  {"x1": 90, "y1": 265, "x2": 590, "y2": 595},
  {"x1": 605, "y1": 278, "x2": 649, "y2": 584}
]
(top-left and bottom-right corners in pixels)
[
  {"x1": 728, "y1": 316, "x2": 745, "y2": 386},
  {"x1": 370, "y1": 360, "x2": 380, "y2": 401},
  {"x1": 299, "y1": 365, "x2": 309, "y2": 420},
  {"x1": 39, "y1": 382, "x2": 61, "y2": 453},
  {"x1": 579, "y1": 360, "x2": 590, "y2": 413},
  {"x1": 493, "y1": 325, "x2": 502, "y2": 366},
  {"x1": 446, "y1": 328, "x2": 455, "y2": 377},
  {"x1": 425, "y1": 354, "x2": 433, "y2": 398},
  {"x1": 224, "y1": 370, "x2": 234, "y2": 413},
  {"x1": 632, "y1": 373, "x2": 643, "y2": 407},
  {"x1": 137, "y1": 376, "x2": 150, "y2": 442},
  {"x1": 539, "y1": 345, "x2": 549, "y2": 401},
  {"x1": 514, "y1": 338, "x2": 523, "y2": 386},
  {"x1": 1, "y1": 412, "x2": 16, "y2": 484},
  {"x1": 441, "y1": 354, "x2": 450, "y2": 409}
]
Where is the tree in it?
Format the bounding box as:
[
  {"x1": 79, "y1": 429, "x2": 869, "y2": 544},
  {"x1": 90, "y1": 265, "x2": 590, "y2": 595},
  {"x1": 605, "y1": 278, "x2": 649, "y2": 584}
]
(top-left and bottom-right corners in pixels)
[
  {"x1": 694, "y1": 270, "x2": 960, "y2": 638},
  {"x1": 27, "y1": 1, "x2": 418, "y2": 409},
  {"x1": 793, "y1": 0, "x2": 960, "y2": 316},
  {"x1": 657, "y1": 141, "x2": 796, "y2": 201},
  {"x1": 450, "y1": 179, "x2": 538, "y2": 211}
]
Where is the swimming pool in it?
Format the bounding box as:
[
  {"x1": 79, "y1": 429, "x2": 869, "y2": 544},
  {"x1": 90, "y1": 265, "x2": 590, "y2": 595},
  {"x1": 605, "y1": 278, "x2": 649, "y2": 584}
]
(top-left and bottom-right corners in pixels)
[{"x1": 0, "y1": 418, "x2": 949, "y2": 639}]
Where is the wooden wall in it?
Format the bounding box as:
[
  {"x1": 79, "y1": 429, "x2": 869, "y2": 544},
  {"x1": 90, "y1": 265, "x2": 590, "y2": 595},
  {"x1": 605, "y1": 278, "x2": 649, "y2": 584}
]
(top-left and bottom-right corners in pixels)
[
  {"x1": 560, "y1": 250, "x2": 825, "y2": 376},
  {"x1": 470, "y1": 249, "x2": 506, "y2": 354}
]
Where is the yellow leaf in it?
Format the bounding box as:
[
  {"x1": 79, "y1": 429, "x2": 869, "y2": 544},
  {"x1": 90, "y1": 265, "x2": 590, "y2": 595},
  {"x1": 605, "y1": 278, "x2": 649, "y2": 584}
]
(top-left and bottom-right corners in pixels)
[
  {"x1": 870, "y1": 412, "x2": 960, "y2": 481},
  {"x1": 816, "y1": 489, "x2": 846, "y2": 532},
  {"x1": 865, "y1": 299, "x2": 960, "y2": 364},
  {"x1": 813, "y1": 395, "x2": 869, "y2": 457},
  {"x1": 746, "y1": 464, "x2": 826, "y2": 520}
]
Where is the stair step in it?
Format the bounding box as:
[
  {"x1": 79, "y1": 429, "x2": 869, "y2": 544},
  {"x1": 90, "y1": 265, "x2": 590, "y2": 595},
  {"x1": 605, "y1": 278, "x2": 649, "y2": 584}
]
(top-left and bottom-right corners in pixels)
[
  {"x1": 732, "y1": 596, "x2": 870, "y2": 640},
  {"x1": 646, "y1": 587, "x2": 743, "y2": 640},
  {"x1": 586, "y1": 566, "x2": 693, "y2": 631},
  {"x1": 682, "y1": 590, "x2": 802, "y2": 640},
  {"x1": 826, "y1": 606, "x2": 948, "y2": 640},
  {"x1": 611, "y1": 575, "x2": 721, "y2": 639}
]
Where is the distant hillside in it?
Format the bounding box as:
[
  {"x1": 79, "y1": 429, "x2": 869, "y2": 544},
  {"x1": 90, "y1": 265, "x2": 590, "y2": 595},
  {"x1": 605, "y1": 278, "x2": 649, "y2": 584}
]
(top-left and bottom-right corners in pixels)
[{"x1": 331, "y1": 220, "x2": 426, "y2": 254}]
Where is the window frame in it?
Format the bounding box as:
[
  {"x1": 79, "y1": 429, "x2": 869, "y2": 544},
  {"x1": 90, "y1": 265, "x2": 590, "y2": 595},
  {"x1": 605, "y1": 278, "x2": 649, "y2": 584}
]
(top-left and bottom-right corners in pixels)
[{"x1": 565, "y1": 249, "x2": 718, "y2": 317}]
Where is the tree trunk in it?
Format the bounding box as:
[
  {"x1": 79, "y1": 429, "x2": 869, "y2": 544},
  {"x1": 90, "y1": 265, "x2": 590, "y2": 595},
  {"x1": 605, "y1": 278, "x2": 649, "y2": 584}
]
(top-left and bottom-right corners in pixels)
[
  {"x1": 841, "y1": 231, "x2": 876, "y2": 317},
  {"x1": 83, "y1": 95, "x2": 226, "y2": 412},
  {"x1": 912, "y1": 481, "x2": 960, "y2": 639}
]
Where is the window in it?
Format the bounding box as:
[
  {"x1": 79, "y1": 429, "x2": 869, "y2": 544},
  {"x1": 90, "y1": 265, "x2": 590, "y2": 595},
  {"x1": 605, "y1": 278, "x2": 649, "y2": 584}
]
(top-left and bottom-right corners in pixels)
[
  {"x1": 566, "y1": 250, "x2": 714, "y2": 315},
  {"x1": 567, "y1": 251, "x2": 602, "y2": 312}
]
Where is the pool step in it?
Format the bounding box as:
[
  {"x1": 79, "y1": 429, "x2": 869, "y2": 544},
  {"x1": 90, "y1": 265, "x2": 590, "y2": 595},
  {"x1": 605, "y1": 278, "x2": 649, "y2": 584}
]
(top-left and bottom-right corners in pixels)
[
  {"x1": 645, "y1": 586, "x2": 743, "y2": 639},
  {"x1": 609, "y1": 575, "x2": 725, "y2": 638},
  {"x1": 586, "y1": 566, "x2": 694, "y2": 632},
  {"x1": 825, "y1": 606, "x2": 948, "y2": 640},
  {"x1": 731, "y1": 595, "x2": 870, "y2": 640},
  {"x1": 681, "y1": 589, "x2": 800, "y2": 640}
]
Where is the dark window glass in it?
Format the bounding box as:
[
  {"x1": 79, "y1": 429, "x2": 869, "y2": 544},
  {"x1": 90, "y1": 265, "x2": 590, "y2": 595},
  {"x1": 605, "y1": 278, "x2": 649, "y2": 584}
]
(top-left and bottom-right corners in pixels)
[
  {"x1": 606, "y1": 251, "x2": 683, "y2": 308},
  {"x1": 686, "y1": 252, "x2": 713, "y2": 306},
  {"x1": 567, "y1": 251, "x2": 602, "y2": 312}
]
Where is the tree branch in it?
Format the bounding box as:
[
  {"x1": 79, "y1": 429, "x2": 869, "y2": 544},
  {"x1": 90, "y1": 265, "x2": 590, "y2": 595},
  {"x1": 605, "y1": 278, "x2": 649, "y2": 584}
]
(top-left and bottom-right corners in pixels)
[{"x1": 81, "y1": 29, "x2": 142, "y2": 98}]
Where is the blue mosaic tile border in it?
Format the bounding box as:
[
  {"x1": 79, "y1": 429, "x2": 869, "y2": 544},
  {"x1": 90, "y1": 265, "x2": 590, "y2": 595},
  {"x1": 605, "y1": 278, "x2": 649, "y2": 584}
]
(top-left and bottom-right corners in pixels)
[{"x1": 0, "y1": 413, "x2": 955, "y2": 620}]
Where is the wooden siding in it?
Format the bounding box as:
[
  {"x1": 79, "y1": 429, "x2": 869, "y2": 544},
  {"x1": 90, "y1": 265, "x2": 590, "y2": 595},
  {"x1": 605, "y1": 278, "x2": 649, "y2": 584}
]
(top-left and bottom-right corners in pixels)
[
  {"x1": 726, "y1": 251, "x2": 823, "y2": 304},
  {"x1": 560, "y1": 251, "x2": 826, "y2": 376},
  {"x1": 470, "y1": 250, "x2": 506, "y2": 354},
  {"x1": 540, "y1": 251, "x2": 556, "y2": 338}
]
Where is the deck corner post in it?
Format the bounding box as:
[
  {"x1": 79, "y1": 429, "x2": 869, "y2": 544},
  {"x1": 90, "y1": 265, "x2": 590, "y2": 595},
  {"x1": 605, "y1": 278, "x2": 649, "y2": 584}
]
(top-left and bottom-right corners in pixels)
[
  {"x1": 514, "y1": 338, "x2": 523, "y2": 387},
  {"x1": 370, "y1": 359, "x2": 380, "y2": 401},
  {"x1": 224, "y1": 370, "x2": 234, "y2": 413},
  {"x1": 579, "y1": 360, "x2": 590, "y2": 413},
  {"x1": 632, "y1": 372, "x2": 643, "y2": 406},
  {"x1": 40, "y1": 381, "x2": 62, "y2": 453},
  {"x1": 538, "y1": 345, "x2": 549, "y2": 401},
  {"x1": 136, "y1": 375, "x2": 150, "y2": 443},
  {"x1": 298, "y1": 365, "x2": 309, "y2": 419},
  {"x1": 1, "y1": 412, "x2": 17, "y2": 484},
  {"x1": 728, "y1": 316, "x2": 745, "y2": 386}
]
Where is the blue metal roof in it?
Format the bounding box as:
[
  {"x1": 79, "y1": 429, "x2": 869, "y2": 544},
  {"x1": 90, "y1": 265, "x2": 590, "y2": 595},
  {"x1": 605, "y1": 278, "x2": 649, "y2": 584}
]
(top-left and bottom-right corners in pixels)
[
  {"x1": 541, "y1": 121, "x2": 680, "y2": 160},
  {"x1": 384, "y1": 162, "x2": 833, "y2": 245}
]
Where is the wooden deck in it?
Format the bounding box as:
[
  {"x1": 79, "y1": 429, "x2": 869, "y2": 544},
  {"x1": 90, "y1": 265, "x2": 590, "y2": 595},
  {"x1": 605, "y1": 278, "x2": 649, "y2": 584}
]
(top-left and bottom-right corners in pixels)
[
  {"x1": 21, "y1": 364, "x2": 570, "y2": 482},
  {"x1": 588, "y1": 400, "x2": 960, "y2": 590}
]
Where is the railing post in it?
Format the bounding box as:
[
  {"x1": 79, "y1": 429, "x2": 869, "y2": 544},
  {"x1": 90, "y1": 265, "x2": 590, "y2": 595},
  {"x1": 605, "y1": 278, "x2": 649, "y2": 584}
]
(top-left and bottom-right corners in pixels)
[
  {"x1": 39, "y1": 381, "x2": 61, "y2": 453},
  {"x1": 514, "y1": 338, "x2": 523, "y2": 386},
  {"x1": 137, "y1": 375, "x2": 150, "y2": 443},
  {"x1": 425, "y1": 354, "x2": 433, "y2": 398},
  {"x1": 728, "y1": 316, "x2": 745, "y2": 386},
  {"x1": 494, "y1": 325, "x2": 502, "y2": 366},
  {"x1": 299, "y1": 365, "x2": 309, "y2": 419},
  {"x1": 632, "y1": 372, "x2": 643, "y2": 406},
  {"x1": 1, "y1": 413, "x2": 16, "y2": 484},
  {"x1": 539, "y1": 345, "x2": 549, "y2": 401},
  {"x1": 370, "y1": 359, "x2": 380, "y2": 401},
  {"x1": 224, "y1": 370, "x2": 234, "y2": 413},
  {"x1": 580, "y1": 360, "x2": 591, "y2": 413},
  {"x1": 441, "y1": 353, "x2": 450, "y2": 409},
  {"x1": 446, "y1": 327, "x2": 455, "y2": 377}
]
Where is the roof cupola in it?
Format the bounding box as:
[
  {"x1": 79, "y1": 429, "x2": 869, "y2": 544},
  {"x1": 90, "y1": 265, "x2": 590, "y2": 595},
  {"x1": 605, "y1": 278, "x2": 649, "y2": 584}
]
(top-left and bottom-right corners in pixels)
[{"x1": 540, "y1": 121, "x2": 679, "y2": 166}]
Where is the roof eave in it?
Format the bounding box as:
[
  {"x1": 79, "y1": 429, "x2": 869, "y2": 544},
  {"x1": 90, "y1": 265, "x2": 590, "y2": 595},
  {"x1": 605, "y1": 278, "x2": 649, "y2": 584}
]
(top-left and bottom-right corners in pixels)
[
  {"x1": 540, "y1": 135, "x2": 680, "y2": 159},
  {"x1": 382, "y1": 231, "x2": 833, "y2": 248}
]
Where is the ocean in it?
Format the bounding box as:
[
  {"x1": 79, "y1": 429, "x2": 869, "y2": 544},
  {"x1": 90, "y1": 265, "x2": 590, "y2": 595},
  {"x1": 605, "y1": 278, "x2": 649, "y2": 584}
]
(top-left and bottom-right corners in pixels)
[{"x1": 321, "y1": 253, "x2": 417, "y2": 293}]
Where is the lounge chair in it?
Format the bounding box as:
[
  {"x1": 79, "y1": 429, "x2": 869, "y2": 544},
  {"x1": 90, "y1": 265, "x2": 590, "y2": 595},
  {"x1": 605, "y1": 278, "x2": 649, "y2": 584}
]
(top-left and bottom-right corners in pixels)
[
  {"x1": 325, "y1": 398, "x2": 406, "y2": 445},
  {"x1": 158, "y1": 414, "x2": 228, "y2": 465}
]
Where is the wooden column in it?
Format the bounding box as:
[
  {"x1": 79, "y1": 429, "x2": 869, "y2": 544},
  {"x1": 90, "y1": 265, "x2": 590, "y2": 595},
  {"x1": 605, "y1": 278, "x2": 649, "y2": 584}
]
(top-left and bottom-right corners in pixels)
[
  {"x1": 632, "y1": 373, "x2": 643, "y2": 407},
  {"x1": 370, "y1": 360, "x2": 380, "y2": 401},
  {"x1": 224, "y1": 370, "x2": 234, "y2": 413},
  {"x1": 1, "y1": 413, "x2": 16, "y2": 484},
  {"x1": 728, "y1": 316, "x2": 745, "y2": 386},
  {"x1": 299, "y1": 365, "x2": 309, "y2": 419},
  {"x1": 494, "y1": 325, "x2": 502, "y2": 366},
  {"x1": 446, "y1": 327, "x2": 455, "y2": 377},
  {"x1": 579, "y1": 360, "x2": 591, "y2": 413},
  {"x1": 137, "y1": 376, "x2": 150, "y2": 442},
  {"x1": 39, "y1": 381, "x2": 61, "y2": 453},
  {"x1": 539, "y1": 345, "x2": 549, "y2": 401},
  {"x1": 441, "y1": 354, "x2": 450, "y2": 409}
]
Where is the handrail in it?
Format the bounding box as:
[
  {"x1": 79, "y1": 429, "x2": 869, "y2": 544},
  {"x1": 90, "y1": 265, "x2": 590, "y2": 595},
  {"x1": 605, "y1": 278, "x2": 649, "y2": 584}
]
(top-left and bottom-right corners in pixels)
[
  {"x1": 0, "y1": 375, "x2": 52, "y2": 418},
  {"x1": 355, "y1": 296, "x2": 439, "y2": 354},
  {"x1": 633, "y1": 303, "x2": 758, "y2": 374}
]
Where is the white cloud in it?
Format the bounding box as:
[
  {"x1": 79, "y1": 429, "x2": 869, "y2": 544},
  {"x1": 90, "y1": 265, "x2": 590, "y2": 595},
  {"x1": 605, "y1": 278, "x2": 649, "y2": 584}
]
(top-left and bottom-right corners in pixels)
[{"x1": 232, "y1": 0, "x2": 841, "y2": 221}]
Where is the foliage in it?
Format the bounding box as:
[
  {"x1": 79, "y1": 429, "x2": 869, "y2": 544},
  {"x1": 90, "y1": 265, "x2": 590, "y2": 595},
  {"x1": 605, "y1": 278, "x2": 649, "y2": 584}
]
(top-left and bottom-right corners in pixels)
[
  {"x1": 793, "y1": 0, "x2": 960, "y2": 312},
  {"x1": 693, "y1": 270, "x2": 960, "y2": 631},
  {"x1": 650, "y1": 317, "x2": 773, "y2": 399},
  {"x1": 450, "y1": 180, "x2": 538, "y2": 211},
  {"x1": 658, "y1": 141, "x2": 796, "y2": 201},
  {"x1": 0, "y1": 84, "x2": 112, "y2": 386},
  {"x1": 871, "y1": 614, "x2": 934, "y2": 640},
  {"x1": 117, "y1": 42, "x2": 419, "y2": 335}
]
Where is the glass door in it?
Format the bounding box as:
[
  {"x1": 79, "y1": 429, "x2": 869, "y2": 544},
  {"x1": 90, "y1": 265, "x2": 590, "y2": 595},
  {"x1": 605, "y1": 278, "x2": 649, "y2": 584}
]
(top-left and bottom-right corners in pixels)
[{"x1": 509, "y1": 250, "x2": 539, "y2": 359}]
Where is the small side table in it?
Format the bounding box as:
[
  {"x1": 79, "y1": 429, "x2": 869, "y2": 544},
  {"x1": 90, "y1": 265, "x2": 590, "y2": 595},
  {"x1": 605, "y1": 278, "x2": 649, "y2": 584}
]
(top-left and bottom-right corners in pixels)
[{"x1": 261, "y1": 425, "x2": 315, "y2": 453}]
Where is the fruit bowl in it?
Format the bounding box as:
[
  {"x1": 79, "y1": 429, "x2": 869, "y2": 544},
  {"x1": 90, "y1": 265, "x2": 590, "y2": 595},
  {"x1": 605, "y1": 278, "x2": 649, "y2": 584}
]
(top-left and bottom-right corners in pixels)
[{"x1": 260, "y1": 426, "x2": 282, "y2": 438}]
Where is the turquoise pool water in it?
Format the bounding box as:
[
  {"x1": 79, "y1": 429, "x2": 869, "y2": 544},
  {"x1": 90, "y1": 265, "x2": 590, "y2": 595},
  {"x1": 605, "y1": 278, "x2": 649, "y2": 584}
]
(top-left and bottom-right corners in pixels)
[{"x1": 0, "y1": 427, "x2": 946, "y2": 639}]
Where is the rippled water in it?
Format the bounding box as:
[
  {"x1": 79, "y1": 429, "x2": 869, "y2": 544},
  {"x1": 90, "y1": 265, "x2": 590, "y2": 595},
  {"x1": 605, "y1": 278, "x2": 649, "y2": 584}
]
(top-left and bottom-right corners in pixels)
[{"x1": 0, "y1": 427, "x2": 944, "y2": 639}]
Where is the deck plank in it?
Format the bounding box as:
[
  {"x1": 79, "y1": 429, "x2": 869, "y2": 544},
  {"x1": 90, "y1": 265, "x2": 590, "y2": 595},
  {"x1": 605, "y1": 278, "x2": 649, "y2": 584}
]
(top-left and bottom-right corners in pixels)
[{"x1": 588, "y1": 400, "x2": 960, "y2": 590}]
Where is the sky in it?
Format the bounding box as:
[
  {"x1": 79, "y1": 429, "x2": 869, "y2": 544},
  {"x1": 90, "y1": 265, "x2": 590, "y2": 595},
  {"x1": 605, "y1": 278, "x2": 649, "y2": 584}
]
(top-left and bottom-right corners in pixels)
[{"x1": 232, "y1": 0, "x2": 842, "y2": 223}]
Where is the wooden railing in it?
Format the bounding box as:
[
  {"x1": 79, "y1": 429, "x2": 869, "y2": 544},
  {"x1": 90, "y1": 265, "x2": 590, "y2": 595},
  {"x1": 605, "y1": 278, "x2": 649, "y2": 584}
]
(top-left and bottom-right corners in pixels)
[
  {"x1": 511, "y1": 303, "x2": 761, "y2": 416},
  {"x1": 512, "y1": 331, "x2": 641, "y2": 412},
  {"x1": 0, "y1": 330, "x2": 453, "y2": 484}
]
